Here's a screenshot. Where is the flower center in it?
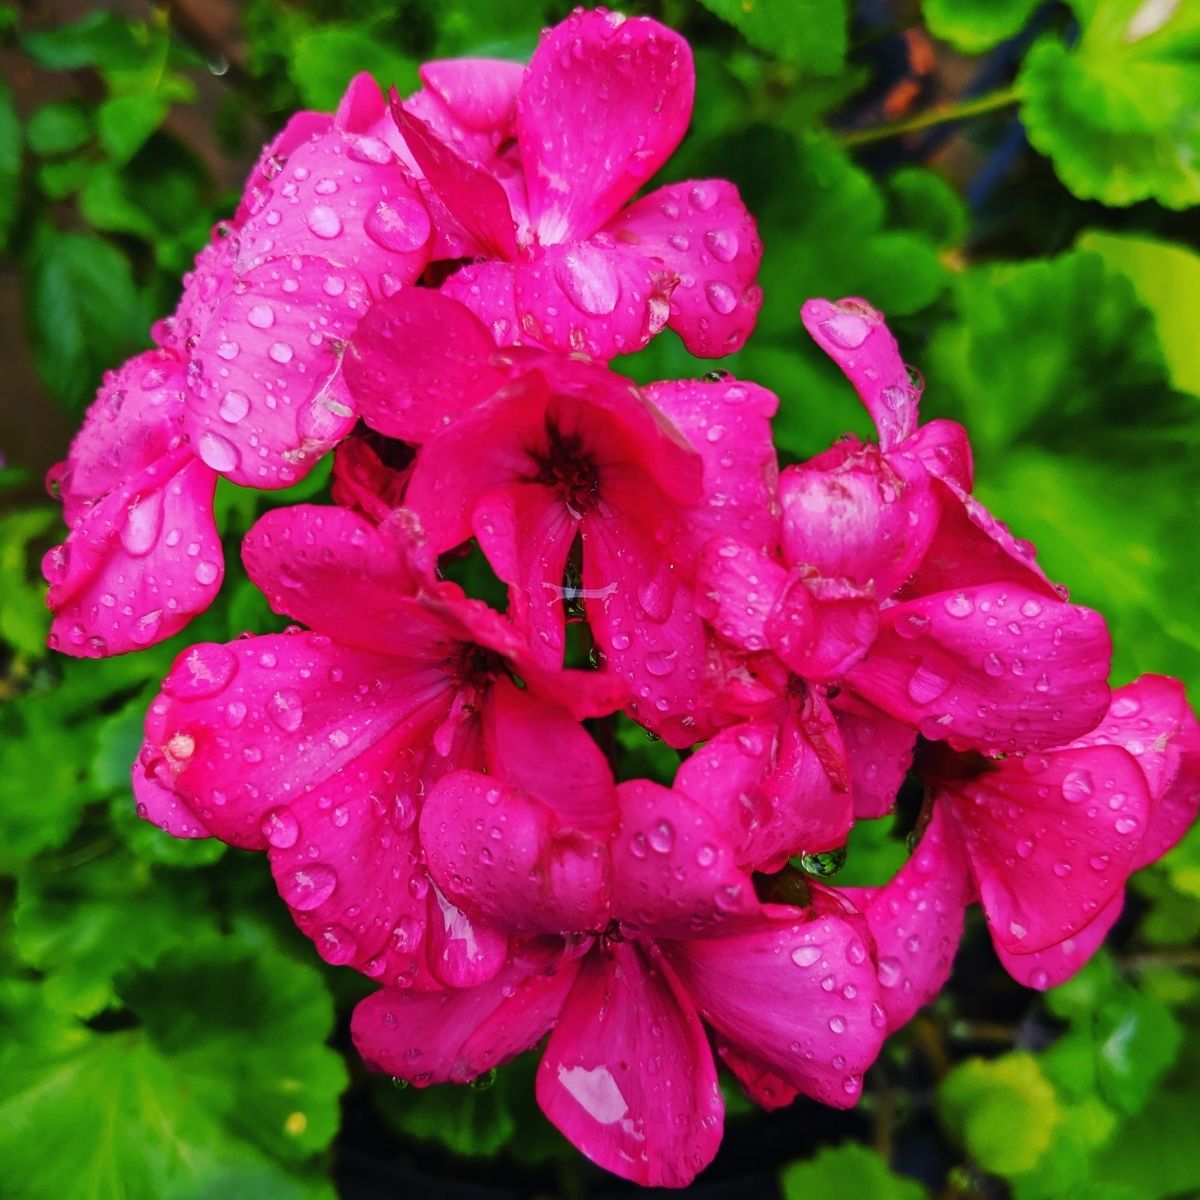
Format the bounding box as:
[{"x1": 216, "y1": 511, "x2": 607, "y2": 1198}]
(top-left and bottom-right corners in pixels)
[{"x1": 530, "y1": 424, "x2": 600, "y2": 519}]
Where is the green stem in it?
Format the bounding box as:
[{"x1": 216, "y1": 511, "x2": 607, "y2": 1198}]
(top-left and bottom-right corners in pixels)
[{"x1": 839, "y1": 85, "x2": 1022, "y2": 149}]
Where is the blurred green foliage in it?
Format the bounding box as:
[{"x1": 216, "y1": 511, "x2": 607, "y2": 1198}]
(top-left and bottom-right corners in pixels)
[{"x1": 1, "y1": 0, "x2": 1199, "y2": 1197}]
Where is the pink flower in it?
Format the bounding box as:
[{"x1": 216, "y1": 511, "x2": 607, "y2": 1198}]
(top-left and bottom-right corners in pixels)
[
  {"x1": 346, "y1": 289, "x2": 780, "y2": 745},
  {"x1": 42, "y1": 350, "x2": 222, "y2": 657},
  {"x1": 390, "y1": 8, "x2": 763, "y2": 359},
  {"x1": 352, "y1": 744, "x2": 886, "y2": 1187},
  {"x1": 133, "y1": 504, "x2": 625, "y2": 987},
  {"x1": 154, "y1": 75, "x2": 435, "y2": 490}
]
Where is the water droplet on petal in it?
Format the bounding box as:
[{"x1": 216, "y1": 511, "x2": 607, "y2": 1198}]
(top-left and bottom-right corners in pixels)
[
  {"x1": 791, "y1": 945, "x2": 821, "y2": 967},
  {"x1": 307, "y1": 206, "x2": 343, "y2": 238},
  {"x1": 280, "y1": 863, "x2": 338, "y2": 910},
  {"x1": 262, "y1": 806, "x2": 300, "y2": 848},
  {"x1": 365, "y1": 196, "x2": 432, "y2": 253},
  {"x1": 554, "y1": 243, "x2": 620, "y2": 316},
  {"x1": 705, "y1": 281, "x2": 738, "y2": 315},
  {"x1": 219, "y1": 390, "x2": 250, "y2": 423},
  {"x1": 198, "y1": 432, "x2": 240, "y2": 473}
]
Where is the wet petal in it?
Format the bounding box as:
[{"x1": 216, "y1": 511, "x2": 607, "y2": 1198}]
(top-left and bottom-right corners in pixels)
[
  {"x1": 537, "y1": 942, "x2": 723, "y2": 1188},
  {"x1": 185, "y1": 258, "x2": 368, "y2": 488},
  {"x1": 611, "y1": 779, "x2": 759, "y2": 938},
  {"x1": 944, "y1": 744, "x2": 1150, "y2": 953},
  {"x1": 994, "y1": 893, "x2": 1123, "y2": 990},
  {"x1": 664, "y1": 903, "x2": 884, "y2": 1108},
  {"x1": 765, "y1": 571, "x2": 880, "y2": 684},
  {"x1": 419, "y1": 58, "x2": 525, "y2": 133},
  {"x1": 440, "y1": 260, "x2": 521, "y2": 347},
  {"x1": 800, "y1": 297, "x2": 918, "y2": 450},
  {"x1": 330, "y1": 430, "x2": 413, "y2": 523},
  {"x1": 609, "y1": 179, "x2": 763, "y2": 356},
  {"x1": 832, "y1": 694, "x2": 918, "y2": 819},
  {"x1": 846, "y1": 583, "x2": 1112, "y2": 751},
  {"x1": 696, "y1": 538, "x2": 788, "y2": 655},
  {"x1": 519, "y1": 9, "x2": 694, "y2": 245},
  {"x1": 353, "y1": 951, "x2": 580, "y2": 1083},
  {"x1": 46, "y1": 450, "x2": 221, "y2": 658},
  {"x1": 345, "y1": 290, "x2": 506, "y2": 442},
  {"x1": 644, "y1": 376, "x2": 780, "y2": 557}
]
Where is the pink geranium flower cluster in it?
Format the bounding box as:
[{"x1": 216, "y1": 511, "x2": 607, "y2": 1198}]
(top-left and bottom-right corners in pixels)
[{"x1": 44, "y1": 7, "x2": 1200, "y2": 1189}]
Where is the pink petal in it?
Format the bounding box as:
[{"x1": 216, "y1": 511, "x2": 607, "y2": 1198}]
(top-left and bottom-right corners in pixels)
[
  {"x1": 419, "y1": 58, "x2": 525, "y2": 133},
  {"x1": 132, "y1": 760, "x2": 213, "y2": 839},
  {"x1": 389, "y1": 95, "x2": 517, "y2": 260},
  {"x1": 330, "y1": 430, "x2": 412, "y2": 523},
  {"x1": 519, "y1": 10, "x2": 694, "y2": 246},
  {"x1": 266, "y1": 726, "x2": 446, "y2": 987},
  {"x1": 943, "y1": 744, "x2": 1150, "y2": 953},
  {"x1": 609, "y1": 180, "x2": 763, "y2": 356},
  {"x1": 472, "y1": 483, "x2": 578, "y2": 667},
  {"x1": 664, "y1": 903, "x2": 885, "y2": 1108},
  {"x1": 235, "y1": 105, "x2": 433, "y2": 295},
  {"x1": 995, "y1": 892, "x2": 1124, "y2": 990},
  {"x1": 185, "y1": 258, "x2": 368, "y2": 487},
  {"x1": 765, "y1": 571, "x2": 880, "y2": 683},
  {"x1": 1069, "y1": 675, "x2": 1200, "y2": 869},
  {"x1": 153, "y1": 231, "x2": 235, "y2": 354},
  {"x1": 715, "y1": 1042, "x2": 799, "y2": 1110},
  {"x1": 482, "y1": 677, "x2": 616, "y2": 831},
  {"x1": 344, "y1": 290, "x2": 506, "y2": 442},
  {"x1": 234, "y1": 110, "x2": 332, "y2": 227},
  {"x1": 439, "y1": 260, "x2": 522, "y2": 347},
  {"x1": 905, "y1": 418, "x2": 974, "y2": 492},
  {"x1": 832, "y1": 694, "x2": 918, "y2": 819},
  {"x1": 353, "y1": 951, "x2": 581, "y2": 1083},
  {"x1": 849, "y1": 804, "x2": 970, "y2": 1032},
  {"x1": 136, "y1": 632, "x2": 453, "y2": 850},
  {"x1": 582, "y1": 507, "x2": 711, "y2": 747},
  {"x1": 537, "y1": 941, "x2": 723, "y2": 1188},
  {"x1": 424, "y1": 884, "x2": 512, "y2": 989},
  {"x1": 696, "y1": 538, "x2": 788, "y2": 654},
  {"x1": 846, "y1": 583, "x2": 1112, "y2": 751},
  {"x1": 512, "y1": 236, "x2": 671, "y2": 359},
  {"x1": 611, "y1": 779, "x2": 759, "y2": 938},
  {"x1": 778, "y1": 442, "x2": 936, "y2": 597},
  {"x1": 644, "y1": 376, "x2": 780, "y2": 556},
  {"x1": 800, "y1": 297, "x2": 918, "y2": 450},
  {"x1": 421, "y1": 768, "x2": 610, "y2": 935},
  {"x1": 45, "y1": 450, "x2": 221, "y2": 658},
  {"x1": 907, "y1": 480, "x2": 1057, "y2": 599}
]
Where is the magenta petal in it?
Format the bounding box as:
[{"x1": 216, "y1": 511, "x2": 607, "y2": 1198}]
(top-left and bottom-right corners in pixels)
[
  {"x1": 715, "y1": 1042, "x2": 799, "y2": 1110},
  {"x1": 419, "y1": 58, "x2": 525, "y2": 133},
  {"x1": 696, "y1": 538, "x2": 788, "y2": 654},
  {"x1": 513, "y1": 237, "x2": 670, "y2": 358},
  {"x1": 994, "y1": 893, "x2": 1124, "y2": 990},
  {"x1": 424, "y1": 885, "x2": 512, "y2": 989},
  {"x1": 846, "y1": 583, "x2": 1112, "y2": 751},
  {"x1": 1069, "y1": 675, "x2": 1200, "y2": 869},
  {"x1": 472, "y1": 484, "x2": 577, "y2": 667},
  {"x1": 611, "y1": 780, "x2": 759, "y2": 938},
  {"x1": 330, "y1": 431, "x2": 412, "y2": 523},
  {"x1": 905, "y1": 418, "x2": 974, "y2": 492},
  {"x1": 132, "y1": 757, "x2": 213, "y2": 839},
  {"x1": 766, "y1": 572, "x2": 880, "y2": 684},
  {"x1": 46, "y1": 450, "x2": 221, "y2": 658},
  {"x1": 483, "y1": 677, "x2": 616, "y2": 831},
  {"x1": 609, "y1": 180, "x2": 764, "y2": 356},
  {"x1": 644, "y1": 376, "x2": 780, "y2": 557},
  {"x1": 832, "y1": 695, "x2": 917, "y2": 819},
  {"x1": 851, "y1": 804, "x2": 971, "y2": 1032},
  {"x1": 800, "y1": 297, "x2": 918, "y2": 450},
  {"x1": 945, "y1": 744, "x2": 1151, "y2": 953},
  {"x1": 421, "y1": 769, "x2": 610, "y2": 935},
  {"x1": 537, "y1": 942, "x2": 723, "y2": 1188},
  {"x1": 353, "y1": 953, "x2": 581, "y2": 1083},
  {"x1": 778, "y1": 442, "x2": 936, "y2": 596},
  {"x1": 439, "y1": 260, "x2": 522, "y2": 346},
  {"x1": 519, "y1": 10, "x2": 694, "y2": 245},
  {"x1": 390, "y1": 96, "x2": 517, "y2": 260},
  {"x1": 137, "y1": 632, "x2": 452, "y2": 849},
  {"x1": 665, "y1": 904, "x2": 885, "y2": 1108},
  {"x1": 345, "y1": 290, "x2": 506, "y2": 442},
  {"x1": 185, "y1": 258, "x2": 368, "y2": 487},
  {"x1": 235, "y1": 110, "x2": 332, "y2": 227}
]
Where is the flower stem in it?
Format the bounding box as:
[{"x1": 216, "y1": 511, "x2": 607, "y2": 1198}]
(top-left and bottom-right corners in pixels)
[{"x1": 839, "y1": 85, "x2": 1022, "y2": 149}]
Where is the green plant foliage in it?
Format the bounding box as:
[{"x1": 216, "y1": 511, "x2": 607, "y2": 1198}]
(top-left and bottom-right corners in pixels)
[
  {"x1": 696, "y1": 0, "x2": 848, "y2": 74},
  {"x1": 781, "y1": 1142, "x2": 928, "y2": 1198},
  {"x1": 1019, "y1": 0, "x2": 1200, "y2": 208},
  {"x1": 0, "y1": 79, "x2": 20, "y2": 247},
  {"x1": 922, "y1": 0, "x2": 1043, "y2": 53}
]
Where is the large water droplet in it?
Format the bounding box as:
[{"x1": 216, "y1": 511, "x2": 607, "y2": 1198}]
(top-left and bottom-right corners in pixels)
[
  {"x1": 1061, "y1": 768, "x2": 1095, "y2": 803},
  {"x1": 198, "y1": 431, "x2": 240, "y2": 473},
  {"x1": 121, "y1": 491, "x2": 164, "y2": 556},
  {"x1": 247, "y1": 303, "x2": 275, "y2": 329},
  {"x1": 790, "y1": 945, "x2": 821, "y2": 968},
  {"x1": 907, "y1": 659, "x2": 952, "y2": 704},
  {"x1": 703, "y1": 229, "x2": 739, "y2": 262},
  {"x1": 262, "y1": 806, "x2": 300, "y2": 848},
  {"x1": 365, "y1": 196, "x2": 432, "y2": 253},
  {"x1": 307, "y1": 206, "x2": 343, "y2": 239},
  {"x1": 554, "y1": 244, "x2": 620, "y2": 316},
  {"x1": 269, "y1": 688, "x2": 305, "y2": 732},
  {"x1": 317, "y1": 923, "x2": 358, "y2": 965},
  {"x1": 819, "y1": 313, "x2": 870, "y2": 349},
  {"x1": 647, "y1": 821, "x2": 674, "y2": 854},
  {"x1": 219, "y1": 390, "x2": 250, "y2": 423},
  {"x1": 280, "y1": 863, "x2": 338, "y2": 910},
  {"x1": 705, "y1": 281, "x2": 738, "y2": 315}
]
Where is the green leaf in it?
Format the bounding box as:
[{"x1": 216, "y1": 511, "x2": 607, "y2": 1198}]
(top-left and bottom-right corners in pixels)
[
  {"x1": 19, "y1": 11, "x2": 145, "y2": 71},
  {"x1": 97, "y1": 94, "x2": 168, "y2": 164},
  {"x1": 884, "y1": 167, "x2": 968, "y2": 249},
  {"x1": 1018, "y1": 0, "x2": 1200, "y2": 208},
  {"x1": 696, "y1": 0, "x2": 848, "y2": 74},
  {"x1": 79, "y1": 163, "x2": 161, "y2": 240},
  {"x1": 0, "y1": 78, "x2": 18, "y2": 247},
  {"x1": 0, "y1": 507, "x2": 57, "y2": 657},
  {"x1": 36, "y1": 154, "x2": 94, "y2": 200},
  {"x1": 379, "y1": 1075, "x2": 516, "y2": 1158},
  {"x1": 26, "y1": 229, "x2": 148, "y2": 411},
  {"x1": 1077, "y1": 231, "x2": 1200, "y2": 397},
  {"x1": 781, "y1": 1142, "x2": 927, "y2": 1199},
  {"x1": 290, "y1": 26, "x2": 419, "y2": 110},
  {"x1": 939, "y1": 1053, "x2": 1063, "y2": 1177},
  {"x1": 0, "y1": 937, "x2": 345, "y2": 1200},
  {"x1": 14, "y1": 847, "x2": 213, "y2": 1018},
  {"x1": 923, "y1": 0, "x2": 1043, "y2": 53},
  {"x1": 27, "y1": 101, "x2": 92, "y2": 157}
]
